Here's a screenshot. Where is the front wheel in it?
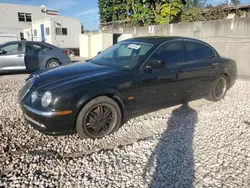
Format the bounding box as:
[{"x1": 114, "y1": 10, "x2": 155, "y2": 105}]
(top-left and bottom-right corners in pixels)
[
  {"x1": 207, "y1": 75, "x2": 228, "y2": 102},
  {"x1": 76, "y1": 96, "x2": 122, "y2": 139}
]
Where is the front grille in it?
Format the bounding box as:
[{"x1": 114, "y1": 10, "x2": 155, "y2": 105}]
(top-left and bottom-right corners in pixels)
[{"x1": 18, "y1": 78, "x2": 34, "y2": 102}]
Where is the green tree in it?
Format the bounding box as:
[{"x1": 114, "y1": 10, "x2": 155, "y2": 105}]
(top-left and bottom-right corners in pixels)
[
  {"x1": 98, "y1": 0, "x2": 114, "y2": 23},
  {"x1": 98, "y1": 0, "x2": 190, "y2": 26},
  {"x1": 130, "y1": 0, "x2": 155, "y2": 26},
  {"x1": 155, "y1": 0, "x2": 185, "y2": 24},
  {"x1": 180, "y1": 7, "x2": 205, "y2": 22}
]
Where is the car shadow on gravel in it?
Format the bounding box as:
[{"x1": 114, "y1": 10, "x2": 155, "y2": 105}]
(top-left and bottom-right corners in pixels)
[{"x1": 143, "y1": 103, "x2": 198, "y2": 188}]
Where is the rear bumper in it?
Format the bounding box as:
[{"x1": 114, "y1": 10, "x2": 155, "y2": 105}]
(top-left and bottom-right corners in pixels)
[
  {"x1": 60, "y1": 57, "x2": 71, "y2": 65},
  {"x1": 20, "y1": 103, "x2": 76, "y2": 135}
]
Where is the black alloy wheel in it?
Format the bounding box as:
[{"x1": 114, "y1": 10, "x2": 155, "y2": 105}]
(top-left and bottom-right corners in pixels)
[
  {"x1": 207, "y1": 75, "x2": 228, "y2": 101},
  {"x1": 76, "y1": 96, "x2": 122, "y2": 139}
]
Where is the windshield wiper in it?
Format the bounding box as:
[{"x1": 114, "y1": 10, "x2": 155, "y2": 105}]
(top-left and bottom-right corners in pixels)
[{"x1": 86, "y1": 59, "x2": 105, "y2": 66}]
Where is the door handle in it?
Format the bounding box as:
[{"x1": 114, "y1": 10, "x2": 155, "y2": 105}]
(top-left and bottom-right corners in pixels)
[{"x1": 17, "y1": 54, "x2": 24, "y2": 57}]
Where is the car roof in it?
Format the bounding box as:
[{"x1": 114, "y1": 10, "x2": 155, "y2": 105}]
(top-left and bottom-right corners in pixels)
[
  {"x1": 0, "y1": 40, "x2": 58, "y2": 48},
  {"x1": 123, "y1": 36, "x2": 205, "y2": 45}
]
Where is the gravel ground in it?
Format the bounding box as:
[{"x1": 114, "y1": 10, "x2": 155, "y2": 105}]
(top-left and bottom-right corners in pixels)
[{"x1": 0, "y1": 74, "x2": 250, "y2": 187}]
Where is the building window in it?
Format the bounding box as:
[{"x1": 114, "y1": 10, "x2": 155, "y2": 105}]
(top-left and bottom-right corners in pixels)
[
  {"x1": 33, "y1": 29, "x2": 37, "y2": 37},
  {"x1": 55, "y1": 28, "x2": 61, "y2": 35},
  {"x1": 55, "y1": 28, "x2": 68, "y2": 35},
  {"x1": 45, "y1": 27, "x2": 50, "y2": 35},
  {"x1": 18, "y1": 12, "x2": 32, "y2": 22},
  {"x1": 26, "y1": 14, "x2": 32, "y2": 22},
  {"x1": 27, "y1": 31, "x2": 30, "y2": 38},
  {"x1": 62, "y1": 28, "x2": 67, "y2": 35}
]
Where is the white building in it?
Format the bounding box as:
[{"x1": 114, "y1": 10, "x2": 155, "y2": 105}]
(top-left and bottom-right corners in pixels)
[
  {"x1": 23, "y1": 16, "x2": 81, "y2": 49},
  {"x1": 0, "y1": 2, "x2": 82, "y2": 52},
  {"x1": 0, "y1": 3, "x2": 57, "y2": 41}
]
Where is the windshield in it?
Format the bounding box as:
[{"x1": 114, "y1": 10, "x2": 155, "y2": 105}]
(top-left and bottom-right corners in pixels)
[{"x1": 91, "y1": 41, "x2": 154, "y2": 69}]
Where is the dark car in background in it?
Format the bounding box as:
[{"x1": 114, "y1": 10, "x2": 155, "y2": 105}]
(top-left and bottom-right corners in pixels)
[
  {"x1": 0, "y1": 41, "x2": 71, "y2": 73},
  {"x1": 18, "y1": 36, "x2": 237, "y2": 139}
]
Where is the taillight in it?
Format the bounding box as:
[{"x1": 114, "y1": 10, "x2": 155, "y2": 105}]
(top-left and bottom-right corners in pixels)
[{"x1": 63, "y1": 50, "x2": 68, "y2": 55}]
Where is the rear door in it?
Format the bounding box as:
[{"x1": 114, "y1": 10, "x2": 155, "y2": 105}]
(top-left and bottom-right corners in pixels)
[
  {"x1": 177, "y1": 40, "x2": 219, "y2": 99},
  {"x1": 134, "y1": 40, "x2": 184, "y2": 109},
  {"x1": 0, "y1": 42, "x2": 25, "y2": 71}
]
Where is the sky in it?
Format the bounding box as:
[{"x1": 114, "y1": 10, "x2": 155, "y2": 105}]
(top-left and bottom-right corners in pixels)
[{"x1": 0, "y1": 0, "x2": 250, "y2": 30}]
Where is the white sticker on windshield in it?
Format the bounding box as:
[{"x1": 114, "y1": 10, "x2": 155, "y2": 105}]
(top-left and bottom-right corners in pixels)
[{"x1": 127, "y1": 44, "x2": 141, "y2": 50}]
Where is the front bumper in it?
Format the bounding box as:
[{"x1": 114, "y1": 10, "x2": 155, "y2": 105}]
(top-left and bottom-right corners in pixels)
[{"x1": 20, "y1": 103, "x2": 76, "y2": 135}]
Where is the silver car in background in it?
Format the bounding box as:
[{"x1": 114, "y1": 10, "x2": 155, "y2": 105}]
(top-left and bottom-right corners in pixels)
[{"x1": 0, "y1": 41, "x2": 71, "y2": 73}]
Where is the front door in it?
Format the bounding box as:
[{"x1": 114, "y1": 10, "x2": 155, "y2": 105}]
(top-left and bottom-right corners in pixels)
[
  {"x1": 0, "y1": 42, "x2": 25, "y2": 72},
  {"x1": 134, "y1": 40, "x2": 185, "y2": 110},
  {"x1": 25, "y1": 43, "x2": 44, "y2": 72}
]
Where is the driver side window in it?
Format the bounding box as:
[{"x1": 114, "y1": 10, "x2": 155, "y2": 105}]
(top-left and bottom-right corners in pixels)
[
  {"x1": 0, "y1": 43, "x2": 25, "y2": 55},
  {"x1": 150, "y1": 41, "x2": 183, "y2": 64}
]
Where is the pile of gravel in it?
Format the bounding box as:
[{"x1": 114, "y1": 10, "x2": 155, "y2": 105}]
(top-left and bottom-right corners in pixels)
[{"x1": 0, "y1": 74, "x2": 250, "y2": 187}]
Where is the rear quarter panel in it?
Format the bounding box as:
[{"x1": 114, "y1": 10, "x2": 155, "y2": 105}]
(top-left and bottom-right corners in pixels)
[
  {"x1": 39, "y1": 48, "x2": 71, "y2": 69},
  {"x1": 217, "y1": 57, "x2": 238, "y2": 87}
]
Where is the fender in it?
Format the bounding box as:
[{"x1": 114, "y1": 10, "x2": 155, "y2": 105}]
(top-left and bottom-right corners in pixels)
[{"x1": 76, "y1": 87, "x2": 125, "y2": 112}]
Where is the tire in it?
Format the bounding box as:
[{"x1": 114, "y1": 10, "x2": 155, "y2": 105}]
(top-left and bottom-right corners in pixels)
[
  {"x1": 206, "y1": 75, "x2": 228, "y2": 102},
  {"x1": 76, "y1": 96, "x2": 122, "y2": 139},
  {"x1": 46, "y1": 59, "x2": 60, "y2": 68}
]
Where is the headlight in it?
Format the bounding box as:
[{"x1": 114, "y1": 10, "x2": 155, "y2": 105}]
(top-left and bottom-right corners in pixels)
[
  {"x1": 41, "y1": 92, "x2": 52, "y2": 107},
  {"x1": 31, "y1": 91, "x2": 38, "y2": 103}
]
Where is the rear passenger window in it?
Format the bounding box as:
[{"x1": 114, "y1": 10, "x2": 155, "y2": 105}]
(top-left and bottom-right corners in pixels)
[
  {"x1": 184, "y1": 41, "x2": 215, "y2": 62},
  {"x1": 151, "y1": 41, "x2": 183, "y2": 64},
  {"x1": 26, "y1": 43, "x2": 43, "y2": 53}
]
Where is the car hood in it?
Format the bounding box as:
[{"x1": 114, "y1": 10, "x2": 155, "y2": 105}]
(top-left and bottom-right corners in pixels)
[{"x1": 29, "y1": 62, "x2": 126, "y2": 91}]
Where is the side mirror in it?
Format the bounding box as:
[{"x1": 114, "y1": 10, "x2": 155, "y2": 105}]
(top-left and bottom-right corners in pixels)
[
  {"x1": 150, "y1": 60, "x2": 165, "y2": 69},
  {"x1": 0, "y1": 49, "x2": 7, "y2": 55},
  {"x1": 97, "y1": 51, "x2": 102, "y2": 55}
]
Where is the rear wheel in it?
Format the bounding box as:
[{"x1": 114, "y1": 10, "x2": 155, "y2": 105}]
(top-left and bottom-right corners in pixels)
[
  {"x1": 76, "y1": 96, "x2": 122, "y2": 139},
  {"x1": 207, "y1": 75, "x2": 228, "y2": 101},
  {"x1": 46, "y1": 59, "x2": 60, "y2": 68}
]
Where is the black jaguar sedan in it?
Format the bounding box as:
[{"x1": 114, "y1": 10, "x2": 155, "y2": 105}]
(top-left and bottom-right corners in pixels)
[{"x1": 18, "y1": 36, "x2": 237, "y2": 139}]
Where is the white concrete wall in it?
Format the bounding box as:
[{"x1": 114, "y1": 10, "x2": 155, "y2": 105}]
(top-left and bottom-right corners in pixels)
[
  {"x1": 117, "y1": 34, "x2": 133, "y2": 42},
  {"x1": 79, "y1": 34, "x2": 90, "y2": 58},
  {"x1": 79, "y1": 33, "x2": 119, "y2": 58},
  {"x1": 102, "y1": 33, "x2": 113, "y2": 50},
  {"x1": 90, "y1": 33, "x2": 103, "y2": 58}
]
